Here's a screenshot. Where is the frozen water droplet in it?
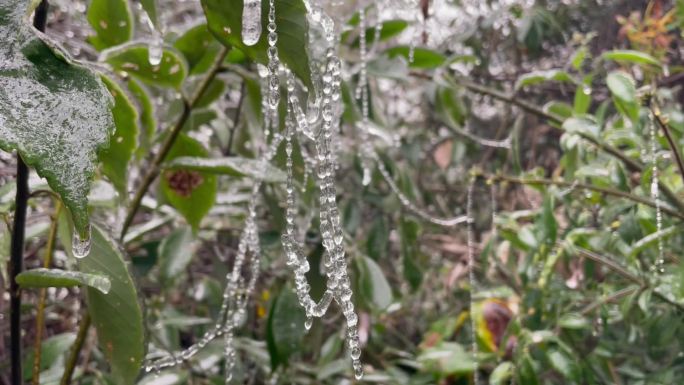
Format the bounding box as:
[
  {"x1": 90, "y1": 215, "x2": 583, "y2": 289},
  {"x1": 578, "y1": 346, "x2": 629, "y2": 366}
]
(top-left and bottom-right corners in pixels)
[
  {"x1": 148, "y1": 34, "x2": 163, "y2": 66},
  {"x1": 582, "y1": 84, "x2": 592, "y2": 95},
  {"x1": 304, "y1": 316, "x2": 313, "y2": 330},
  {"x1": 72, "y1": 225, "x2": 91, "y2": 259},
  {"x1": 242, "y1": 0, "x2": 262, "y2": 46}
]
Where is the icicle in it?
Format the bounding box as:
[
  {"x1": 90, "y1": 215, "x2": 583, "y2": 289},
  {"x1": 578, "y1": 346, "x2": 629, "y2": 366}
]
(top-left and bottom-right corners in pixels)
[
  {"x1": 242, "y1": 0, "x2": 262, "y2": 46},
  {"x1": 72, "y1": 225, "x2": 91, "y2": 259},
  {"x1": 141, "y1": 6, "x2": 163, "y2": 66},
  {"x1": 648, "y1": 113, "x2": 665, "y2": 274},
  {"x1": 466, "y1": 181, "x2": 480, "y2": 385},
  {"x1": 374, "y1": 156, "x2": 468, "y2": 226}
]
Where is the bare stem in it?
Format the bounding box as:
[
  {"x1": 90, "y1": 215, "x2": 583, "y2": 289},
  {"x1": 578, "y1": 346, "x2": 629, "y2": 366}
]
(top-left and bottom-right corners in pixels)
[
  {"x1": 120, "y1": 46, "x2": 230, "y2": 239},
  {"x1": 32, "y1": 200, "x2": 61, "y2": 385},
  {"x1": 651, "y1": 102, "x2": 684, "y2": 187},
  {"x1": 59, "y1": 313, "x2": 91, "y2": 385}
]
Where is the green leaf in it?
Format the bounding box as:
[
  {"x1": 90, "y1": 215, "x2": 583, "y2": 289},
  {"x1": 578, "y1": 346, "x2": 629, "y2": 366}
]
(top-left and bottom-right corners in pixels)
[
  {"x1": 418, "y1": 342, "x2": 475, "y2": 376},
  {"x1": 22, "y1": 333, "x2": 76, "y2": 381},
  {"x1": 127, "y1": 78, "x2": 156, "y2": 156},
  {"x1": 540, "y1": 193, "x2": 556, "y2": 244},
  {"x1": 562, "y1": 117, "x2": 600, "y2": 138},
  {"x1": 573, "y1": 79, "x2": 592, "y2": 114},
  {"x1": 359, "y1": 255, "x2": 392, "y2": 310},
  {"x1": 0, "y1": 0, "x2": 114, "y2": 240},
  {"x1": 399, "y1": 217, "x2": 423, "y2": 290},
  {"x1": 602, "y1": 50, "x2": 661, "y2": 67},
  {"x1": 86, "y1": 0, "x2": 133, "y2": 50},
  {"x1": 490, "y1": 361, "x2": 514, "y2": 385},
  {"x1": 193, "y1": 79, "x2": 225, "y2": 108},
  {"x1": 158, "y1": 226, "x2": 197, "y2": 284},
  {"x1": 547, "y1": 349, "x2": 579, "y2": 380},
  {"x1": 385, "y1": 46, "x2": 446, "y2": 69},
  {"x1": 202, "y1": 0, "x2": 313, "y2": 90},
  {"x1": 103, "y1": 44, "x2": 187, "y2": 89},
  {"x1": 78, "y1": 226, "x2": 144, "y2": 385},
  {"x1": 266, "y1": 287, "x2": 306, "y2": 369},
  {"x1": 515, "y1": 69, "x2": 574, "y2": 89},
  {"x1": 558, "y1": 313, "x2": 590, "y2": 329},
  {"x1": 100, "y1": 76, "x2": 139, "y2": 196},
  {"x1": 366, "y1": 216, "x2": 389, "y2": 260},
  {"x1": 164, "y1": 156, "x2": 286, "y2": 183},
  {"x1": 345, "y1": 20, "x2": 409, "y2": 47},
  {"x1": 174, "y1": 23, "x2": 222, "y2": 75},
  {"x1": 16, "y1": 268, "x2": 111, "y2": 294},
  {"x1": 606, "y1": 71, "x2": 639, "y2": 122},
  {"x1": 159, "y1": 135, "x2": 217, "y2": 230}
]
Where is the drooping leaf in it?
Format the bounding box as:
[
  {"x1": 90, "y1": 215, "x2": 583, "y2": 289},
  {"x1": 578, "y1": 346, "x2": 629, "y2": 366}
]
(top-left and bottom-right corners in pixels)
[
  {"x1": 606, "y1": 71, "x2": 639, "y2": 122},
  {"x1": 164, "y1": 156, "x2": 286, "y2": 183},
  {"x1": 366, "y1": 216, "x2": 389, "y2": 260},
  {"x1": 103, "y1": 44, "x2": 188, "y2": 89},
  {"x1": 78, "y1": 226, "x2": 144, "y2": 385},
  {"x1": 159, "y1": 134, "x2": 217, "y2": 230},
  {"x1": 0, "y1": 0, "x2": 114, "y2": 240},
  {"x1": 547, "y1": 349, "x2": 579, "y2": 380},
  {"x1": 86, "y1": 0, "x2": 133, "y2": 50},
  {"x1": 490, "y1": 361, "x2": 514, "y2": 385},
  {"x1": 158, "y1": 226, "x2": 197, "y2": 284},
  {"x1": 100, "y1": 76, "x2": 139, "y2": 196},
  {"x1": 400, "y1": 217, "x2": 423, "y2": 291},
  {"x1": 562, "y1": 117, "x2": 600, "y2": 138},
  {"x1": 602, "y1": 49, "x2": 661, "y2": 67},
  {"x1": 266, "y1": 287, "x2": 306, "y2": 369},
  {"x1": 385, "y1": 46, "x2": 446, "y2": 69},
  {"x1": 173, "y1": 23, "x2": 222, "y2": 75},
  {"x1": 16, "y1": 268, "x2": 111, "y2": 294},
  {"x1": 358, "y1": 255, "x2": 392, "y2": 310},
  {"x1": 127, "y1": 78, "x2": 156, "y2": 156},
  {"x1": 202, "y1": 0, "x2": 313, "y2": 89}
]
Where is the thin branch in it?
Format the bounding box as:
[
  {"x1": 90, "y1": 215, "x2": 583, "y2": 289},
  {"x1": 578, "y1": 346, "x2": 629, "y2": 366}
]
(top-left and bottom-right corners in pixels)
[
  {"x1": 10, "y1": 4, "x2": 48, "y2": 385},
  {"x1": 60, "y1": 312, "x2": 91, "y2": 385},
  {"x1": 225, "y1": 80, "x2": 245, "y2": 156},
  {"x1": 120, "y1": 46, "x2": 230, "y2": 239},
  {"x1": 32, "y1": 200, "x2": 61, "y2": 385},
  {"x1": 445, "y1": 74, "x2": 684, "y2": 213},
  {"x1": 651, "y1": 103, "x2": 684, "y2": 186},
  {"x1": 483, "y1": 174, "x2": 684, "y2": 221}
]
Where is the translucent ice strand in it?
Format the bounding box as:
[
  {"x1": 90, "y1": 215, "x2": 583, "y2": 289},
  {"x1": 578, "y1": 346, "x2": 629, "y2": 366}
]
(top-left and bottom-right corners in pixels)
[{"x1": 648, "y1": 113, "x2": 665, "y2": 274}]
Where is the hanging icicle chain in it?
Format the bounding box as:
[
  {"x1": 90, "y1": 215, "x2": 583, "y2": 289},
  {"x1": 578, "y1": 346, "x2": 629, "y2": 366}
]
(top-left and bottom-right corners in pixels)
[
  {"x1": 649, "y1": 112, "x2": 665, "y2": 274},
  {"x1": 142, "y1": 135, "x2": 283, "y2": 379}
]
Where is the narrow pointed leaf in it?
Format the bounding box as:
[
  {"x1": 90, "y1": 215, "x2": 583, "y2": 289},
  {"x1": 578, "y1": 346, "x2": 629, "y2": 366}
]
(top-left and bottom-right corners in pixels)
[
  {"x1": 16, "y1": 268, "x2": 111, "y2": 294},
  {"x1": 164, "y1": 156, "x2": 286, "y2": 183}
]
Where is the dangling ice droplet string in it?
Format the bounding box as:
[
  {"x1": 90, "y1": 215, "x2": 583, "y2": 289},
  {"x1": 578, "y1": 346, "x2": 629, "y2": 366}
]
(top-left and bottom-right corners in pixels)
[
  {"x1": 466, "y1": 181, "x2": 480, "y2": 385},
  {"x1": 648, "y1": 112, "x2": 665, "y2": 274},
  {"x1": 242, "y1": 0, "x2": 262, "y2": 46},
  {"x1": 72, "y1": 224, "x2": 91, "y2": 259},
  {"x1": 356, "y1": 8, "x2": 373, "y2": 186}
]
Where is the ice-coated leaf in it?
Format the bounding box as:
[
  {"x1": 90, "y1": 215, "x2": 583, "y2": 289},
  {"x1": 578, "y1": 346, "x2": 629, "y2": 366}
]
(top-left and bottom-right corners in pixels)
[
  {"x1": 140, "y1": 0, "x2": 159, "y2": 29},
  {"x1": 164, "y1": 156, "x2": 287, "y2": 183},
  {"x1": 86, "y1": 0, "x2": 133, "y2": 50},
  {"x1": 103, "y1": 43, "x2": 188, "y2": 89},
  {"x1": 159, "y1": 134, "x2": 217, "y2": 230},
  {"x1": 78, "y1": 226, "x2": 144, "y2": 385},
  {"x1": 266, "y1": 287, "x2": 306, "y2": 369},
  {"x1": 16, "y1": 268, "x2": 111, "y2": 294},
  {"x1": 490, "y1": 361, "x2": 514, "y2": 385},
  {"x1": 0, "y1": 0, "x2": 114, "y2": 239},
  {"x1": 515, "y1": 69, "x2": 574, "y2": 89},
  {"x1": 99, "y1": 76, "x2": 139, "y2": 196},
  {"x1": 606, "y1": 71, "x2": 639, "y2": 122},
  {"x1": 201, "y1": 0, "x2": 313, "y2": 90},
  {"x1": 158, "y1": 226, "x2": 197, "y2": 284}
]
